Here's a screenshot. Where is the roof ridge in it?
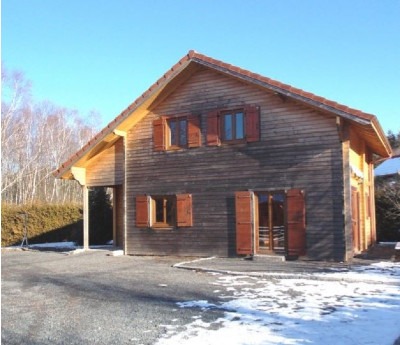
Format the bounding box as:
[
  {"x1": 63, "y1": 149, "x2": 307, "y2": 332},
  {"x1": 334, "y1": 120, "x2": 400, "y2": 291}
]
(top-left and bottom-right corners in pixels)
[{"x1": 188, "y1": 50, "x2": 376, "y2": 122}]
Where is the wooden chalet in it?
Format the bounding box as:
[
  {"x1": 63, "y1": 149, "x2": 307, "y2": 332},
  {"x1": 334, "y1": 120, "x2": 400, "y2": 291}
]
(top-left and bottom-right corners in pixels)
[{"x1": 54, "y1": 50, "x2": 392, "y2": 262}]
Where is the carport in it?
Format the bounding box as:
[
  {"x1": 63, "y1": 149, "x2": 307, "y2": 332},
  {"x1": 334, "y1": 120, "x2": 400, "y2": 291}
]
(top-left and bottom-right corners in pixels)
[{"x1": 54, "y1": 134, "x2": 126, "y2": 251}]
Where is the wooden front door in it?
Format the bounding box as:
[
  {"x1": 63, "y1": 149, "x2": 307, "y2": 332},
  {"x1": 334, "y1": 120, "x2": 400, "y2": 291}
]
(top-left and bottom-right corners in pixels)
[
  {"x1": 256, "y1": 192, "x2": 285, "y2": 254},
  {"x1": 351, "y1": 187, "x2": 361, "y2": 252}
]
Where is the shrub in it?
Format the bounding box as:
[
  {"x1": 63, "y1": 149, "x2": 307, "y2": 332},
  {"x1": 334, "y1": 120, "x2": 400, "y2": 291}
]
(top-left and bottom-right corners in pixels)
[{"x1": 1, "y1": 203, "x2": 83, "y2": 247}]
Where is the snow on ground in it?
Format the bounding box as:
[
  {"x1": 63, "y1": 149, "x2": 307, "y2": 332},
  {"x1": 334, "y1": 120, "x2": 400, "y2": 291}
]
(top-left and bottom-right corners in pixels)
[
  {"x1": 157, "y1": 262, "x2": 400, "y2": 345},
  {"x1": 27, "y1": 241, "x2": 77, "y2": 248}
]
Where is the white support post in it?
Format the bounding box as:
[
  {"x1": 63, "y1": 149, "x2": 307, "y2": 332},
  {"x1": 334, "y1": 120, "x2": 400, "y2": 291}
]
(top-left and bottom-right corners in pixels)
[{"x1": 83, "y1": 185, "x2": 89, "y2": 250}]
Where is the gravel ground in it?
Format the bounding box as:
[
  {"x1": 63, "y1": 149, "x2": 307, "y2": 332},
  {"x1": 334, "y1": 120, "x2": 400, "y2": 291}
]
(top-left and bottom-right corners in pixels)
[{"x1": 1, "y1": 250, "x2": 226, "y2": 345}]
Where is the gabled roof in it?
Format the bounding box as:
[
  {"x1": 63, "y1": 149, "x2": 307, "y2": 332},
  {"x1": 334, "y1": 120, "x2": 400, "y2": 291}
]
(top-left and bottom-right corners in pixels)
[{"x1": 54, "y1": 50, "x2": 392, "y2": 179}]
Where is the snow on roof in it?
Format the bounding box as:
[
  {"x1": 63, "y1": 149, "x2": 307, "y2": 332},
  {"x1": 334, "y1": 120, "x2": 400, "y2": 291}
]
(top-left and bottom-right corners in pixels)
[{"x1": 375, "y1": 155, "x2": 400, "y2": 176}]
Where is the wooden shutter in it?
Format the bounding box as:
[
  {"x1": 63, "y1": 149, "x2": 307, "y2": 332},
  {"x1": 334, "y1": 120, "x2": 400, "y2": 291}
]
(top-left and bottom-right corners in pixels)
[
  {"x1": 206, "y1": 110, "x2": 220, "y2": 146},
  {"x1": 187, "y1": 115, "x2": 201, "y2": 148},
  {"x1": 153, "y1": 117, "x2": 167, "y2": 151},
  {"x1": 286, "y1": 189, "x2": 306, "y2": 256},
  {"x1": 245, "y1": 105, "x2": 260, "y2": 142},
  {"x1": 176, "y1": 194, "x2": 193, "y2": 227},
  {"x1": 136, "y1": 195, "x2": 150, "y2": 228},
  {"x1": 235, "y1": 191, "x2": 253, "y2": 255}
]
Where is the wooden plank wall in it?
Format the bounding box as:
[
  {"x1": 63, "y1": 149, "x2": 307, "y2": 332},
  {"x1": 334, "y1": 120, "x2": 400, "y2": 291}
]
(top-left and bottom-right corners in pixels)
[
  {"x1": 114, "y1": 185, "x2": 125, "y2": 248},
  {"x1": 349, "y1": 127, "x2": 375, "y2": 252},
  {"x1": 86, "y1": 138, "x2": 124, "y2": 187},
  {"x1": 125, "y1": 67, "x2": 345, "y2": 260}
]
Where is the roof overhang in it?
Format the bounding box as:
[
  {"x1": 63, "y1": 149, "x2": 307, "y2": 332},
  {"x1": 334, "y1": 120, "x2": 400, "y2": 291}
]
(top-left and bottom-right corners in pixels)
[{"x1": 54, "y1": 59, "x2": 202, "y2": 179}]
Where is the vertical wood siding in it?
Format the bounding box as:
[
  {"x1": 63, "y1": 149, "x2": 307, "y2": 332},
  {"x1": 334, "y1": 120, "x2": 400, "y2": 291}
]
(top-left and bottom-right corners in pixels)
[{"x1": 125, "y1": 67, "x2": 345, "y2": 260}]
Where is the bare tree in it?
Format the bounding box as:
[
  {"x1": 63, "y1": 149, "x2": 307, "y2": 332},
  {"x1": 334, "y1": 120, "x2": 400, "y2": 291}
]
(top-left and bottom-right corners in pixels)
[{"x1": 1, "y1": 66, "x2": 101, "y2": 204}]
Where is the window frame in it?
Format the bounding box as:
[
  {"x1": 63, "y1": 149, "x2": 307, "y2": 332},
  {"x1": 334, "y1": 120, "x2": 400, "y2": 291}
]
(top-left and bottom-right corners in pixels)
[
  {"x1": 206, "y1": 105, "x2": 260, "y2": 146},
  {"x1": 151, "y1": 195, "x2": 176, "y2": 228},
  {"x1": 220, "y1": 109, "x2": 245, "y2": 143},
  {"x1": 136, "y1": 194, "x2": 193, "y2": 229},
  {"x1": 167, "y1": 116, "x2": 188, "y2": 149}
]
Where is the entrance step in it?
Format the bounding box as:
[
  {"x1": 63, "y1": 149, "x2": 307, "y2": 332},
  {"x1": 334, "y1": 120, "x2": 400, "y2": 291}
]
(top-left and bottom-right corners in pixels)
[{"x1": 253, "y1": 254, "x2": 286, "y2": 262}]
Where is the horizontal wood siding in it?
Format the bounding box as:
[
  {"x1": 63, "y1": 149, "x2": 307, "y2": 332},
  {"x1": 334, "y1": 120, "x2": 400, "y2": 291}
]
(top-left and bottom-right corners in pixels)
[
  {"x1": 86, "y1": 138, "x2": 124, "y2": 187},
  {"x1": 125, "y1": 68, "x2": 344, "y2": 260}
]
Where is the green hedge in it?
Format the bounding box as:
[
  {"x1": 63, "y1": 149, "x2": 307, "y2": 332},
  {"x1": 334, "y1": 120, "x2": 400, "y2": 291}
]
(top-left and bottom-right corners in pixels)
[{"x1": 1, "y1": 203, "x2": 83, "y2": 247}]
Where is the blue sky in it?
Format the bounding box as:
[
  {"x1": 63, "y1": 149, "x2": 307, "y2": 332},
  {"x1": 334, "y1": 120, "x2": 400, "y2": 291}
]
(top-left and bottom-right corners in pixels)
[{"x1": 2, "y1": 0, "x2": 400, "y2": 134}]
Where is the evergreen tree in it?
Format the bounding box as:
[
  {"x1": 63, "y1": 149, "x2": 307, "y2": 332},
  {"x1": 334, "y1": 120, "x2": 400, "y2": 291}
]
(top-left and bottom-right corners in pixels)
[{"x1": 375, "y1": 129, "x2": 400, "y2": 241}]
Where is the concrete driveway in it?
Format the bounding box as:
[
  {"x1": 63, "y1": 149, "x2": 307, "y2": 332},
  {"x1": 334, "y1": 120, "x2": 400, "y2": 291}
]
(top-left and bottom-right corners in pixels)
[{"x1": 1, "y1": 250, "x2": 225, "y2": 345}]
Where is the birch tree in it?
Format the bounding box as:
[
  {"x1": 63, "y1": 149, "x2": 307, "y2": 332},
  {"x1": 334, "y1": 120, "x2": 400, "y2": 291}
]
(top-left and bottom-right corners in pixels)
[{"x1": 1, "y1": 66, "x2": 100, "y2": 204}]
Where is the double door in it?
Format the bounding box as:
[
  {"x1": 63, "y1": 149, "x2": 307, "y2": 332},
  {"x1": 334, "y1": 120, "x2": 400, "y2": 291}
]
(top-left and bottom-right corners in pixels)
[
  {"x1": 256, "y1": 192, "x2": 285, "y2": 254},
  {"x1": 235, "y1": 189, "x2": 306, "y2": 257}
]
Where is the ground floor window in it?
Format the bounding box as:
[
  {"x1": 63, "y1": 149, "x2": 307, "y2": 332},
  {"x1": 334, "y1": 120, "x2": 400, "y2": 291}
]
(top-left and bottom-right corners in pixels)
[
  {"x1": 136, "y1": 194, "x2": 193, "y2": 228},
  {"x1": 152, "y1": 196, "x2": 176, "y2": 227}
]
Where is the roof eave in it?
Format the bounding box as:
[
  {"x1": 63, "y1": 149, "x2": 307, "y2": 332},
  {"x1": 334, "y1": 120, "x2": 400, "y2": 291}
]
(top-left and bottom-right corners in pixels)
[
  {"x1": 192, "y1": 56, "x2": 392, "y2": 157},
  {"x1": 54, "y1": 57, "x2": 195, "y2": 180}
]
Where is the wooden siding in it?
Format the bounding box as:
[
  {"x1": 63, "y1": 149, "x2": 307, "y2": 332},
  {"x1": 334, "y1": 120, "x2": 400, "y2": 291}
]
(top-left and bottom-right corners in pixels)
[
  {"x1": 86, "y1": 138, "x2": 124, "y2": 187},
  {"x1": 125, "y1": 67, "x2": 345, "y2": 260},
  {"x1": 341, "y1": 128, "x2": 353, "y2": 261},
  {"x1": 114, "y1": 185, "x2": 125, "y2": 248},
  {"x1": 349, "y1": 127, "x2": 375, "y2": 252}
]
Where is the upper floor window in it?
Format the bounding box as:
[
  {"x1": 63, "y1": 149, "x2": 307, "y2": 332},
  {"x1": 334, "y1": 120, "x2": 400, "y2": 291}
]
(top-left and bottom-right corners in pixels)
[
  {"x1": 169, "y1": 117, "x2": 188, "y2": 148},
  {"x1": 153, "y1": 115, "x2": 201, "y2": 152},
  {"x1": 206, "y1": 105, "x2": 260, "y2": 146},
  {"x1": 221, "y1": 110, "x2": 245, "y2": 141}
]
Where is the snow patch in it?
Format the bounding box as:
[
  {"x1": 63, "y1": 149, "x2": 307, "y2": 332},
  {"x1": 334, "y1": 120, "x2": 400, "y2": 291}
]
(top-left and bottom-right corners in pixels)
[
  {"x1": 157, "y1": 261, "x2": 400, "y2": 345},
  {"x1": 29, "y1": 241, "x2": 76, "y2": 249}
]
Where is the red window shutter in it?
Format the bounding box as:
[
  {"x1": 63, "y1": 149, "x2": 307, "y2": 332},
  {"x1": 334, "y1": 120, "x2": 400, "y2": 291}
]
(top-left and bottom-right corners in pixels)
[
  {"x1": 136, "y1": 195, "x2": 150, "y2": 228},
  {"x1": 235, "y1": 191, "x2": 253, "y2": 255},
  {"x1": 206, "y1": 110, "x2": 220, "y2": 146},
  {"x1": 286, "y1": 189, "x2": 306, "y2": 256},
  {"x1": 245, "y1": 105, "x2": 260, "y2": 142},
  {"x1": 153, "y1": 117, "x2": 167, "y2": 151},
  {"x1": 187, "y1": 115, "x2": 201, "y2": 148},
  {"x1": 176, "y1": 194, "x2": 193, "y2": 227}
]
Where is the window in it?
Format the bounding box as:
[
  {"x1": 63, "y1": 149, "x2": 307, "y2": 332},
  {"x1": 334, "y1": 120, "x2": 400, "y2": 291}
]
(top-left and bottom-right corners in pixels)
[
  {"x1": 206, "y1": 105, "x2": 260, "y2": 146},
  {"x1": 153, "y1": 115, "x2": 201, "y2": 151},
  {"x1": 168, "y1": 117, "x2": 187, "y2": 148},
  {"x1": 152, "y1": 196, "x2": 176, "y2": 227},
  {"x1": 136, "y1": 194, "x2": 193, "y2": 228},
  {"x1": 221, "y1": 110, "x2": 245, "y2": 141}
]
